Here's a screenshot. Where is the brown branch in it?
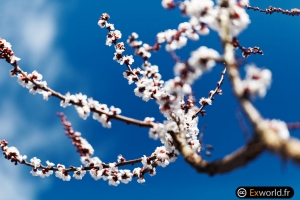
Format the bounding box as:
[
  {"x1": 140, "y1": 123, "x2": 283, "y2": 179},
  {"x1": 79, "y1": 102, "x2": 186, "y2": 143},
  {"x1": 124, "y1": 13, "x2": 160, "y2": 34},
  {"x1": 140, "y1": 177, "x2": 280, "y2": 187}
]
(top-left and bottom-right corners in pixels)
[
  {"x1": 192, "y1": 67, "x2": 226, "y2": 119},
  {"x1": 0, "y1": 38, "x2": 152, "y2": 128},
  {"x1": 257, "y1": 123, "x2": 300, "y2": 164},
  {"x1": 194, "y1": 139, "x2": 265, "y2": 175},
  {"x1": 9, "y1": 154, "x2": 157, "y2": 173},
  {"x1": 1, "y1": 139, "x2": 158, "y2": 180},
  {"x1": 169, "y1": 130, "x2": 265, "y2": 176},
  {"x1": 10, "y1": 63, "x2": 153, "y2": 128},
  {"x1": 222, "y1": 2, "x2": 300, "y2": 166},
  {"x1": 232, "y1": 37, "x2": 263, "y2": 58},
  {"x1": 169, "y1": 111, "x2": 263, "y2": 176},
  {"x1": 168, "y1": 1, "x2": 300, "y2": 177},
  {"x1": 246, "y1": 5, "x2": 300, "y2": 16},
  {"x1": 116, "y1": 155, "x2": 157, "y2": 168},
  {"x1": 287, "y1": 120, "x2": 300, "y2": 130}
]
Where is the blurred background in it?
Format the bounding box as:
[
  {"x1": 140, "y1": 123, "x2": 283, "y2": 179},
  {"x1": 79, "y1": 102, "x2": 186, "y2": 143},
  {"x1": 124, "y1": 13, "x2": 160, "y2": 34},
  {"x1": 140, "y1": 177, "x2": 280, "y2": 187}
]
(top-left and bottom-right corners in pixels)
[{"x1": 0, "y1": 0, "x2": 300, "y2": 199}]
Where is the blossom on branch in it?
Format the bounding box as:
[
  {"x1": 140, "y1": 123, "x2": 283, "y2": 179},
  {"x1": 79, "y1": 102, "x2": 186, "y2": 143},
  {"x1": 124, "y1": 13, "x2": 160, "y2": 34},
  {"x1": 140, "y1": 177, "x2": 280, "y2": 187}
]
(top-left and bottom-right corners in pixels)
[{"x1": 242, "y1": 64, "x2": 272, "y2": 98}]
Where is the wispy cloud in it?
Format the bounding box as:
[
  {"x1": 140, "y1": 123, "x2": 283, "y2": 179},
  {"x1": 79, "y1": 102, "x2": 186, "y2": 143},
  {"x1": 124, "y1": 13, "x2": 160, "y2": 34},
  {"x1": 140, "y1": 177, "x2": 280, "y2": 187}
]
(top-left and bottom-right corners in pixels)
[
  {"x1": 0, "y1": 0, "x2": 72, "y2": 199},
  {"x1": 0, "y1": 161, "x2": 36, "y2": 200}
]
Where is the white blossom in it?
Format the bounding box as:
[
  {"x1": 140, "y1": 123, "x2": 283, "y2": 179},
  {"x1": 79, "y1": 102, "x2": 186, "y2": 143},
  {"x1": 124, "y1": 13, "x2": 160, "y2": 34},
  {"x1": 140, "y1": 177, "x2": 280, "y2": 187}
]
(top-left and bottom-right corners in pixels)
[
  {"x1": 73, "y1": 166, "x2": 86, "y2": 180},
  {"x1": 199, "y1": 97, "x2": 212, "y2": 106},
  {"x1": 267, "y1": 119, "x2": 290, "y2": 140},
  {"x1": 46, "y1": 160, "x2": 55, "y2": 168},
  {"x1": 119, "y1": 170, "x2": 133, "y2": 184},
  {"x1": 188, "y1": 46, "x2": 220, "y2": 71},
  {"x1": 242, "y1": 64, "x2": 272, "y2": 98},
  {"x1": 30, "y1": 157, "x2": 41, "y2": 169},
  {"x1": 30, "y1": 169, "x2": 41, "y2": 177},
  {"x1": 161, "y1": 0, "x2": 175, "y2": 9},
  {"x1": 133, "y1": 167, "x2": 145, "y2": 183}
]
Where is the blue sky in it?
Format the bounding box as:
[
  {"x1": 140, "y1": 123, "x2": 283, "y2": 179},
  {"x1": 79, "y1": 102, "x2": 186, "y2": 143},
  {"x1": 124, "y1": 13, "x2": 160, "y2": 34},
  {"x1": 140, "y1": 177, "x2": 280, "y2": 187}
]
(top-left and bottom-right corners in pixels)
[{"x1": 1, "y1": 0, "x2": 300, "y2": 200}]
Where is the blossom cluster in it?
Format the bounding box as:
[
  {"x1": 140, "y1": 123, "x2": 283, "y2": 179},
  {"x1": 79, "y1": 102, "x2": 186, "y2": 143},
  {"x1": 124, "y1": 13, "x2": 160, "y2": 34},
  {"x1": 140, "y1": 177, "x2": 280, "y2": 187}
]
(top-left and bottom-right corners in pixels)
[
  {"x1": 1, "y1": 140, "x2": 55, "y2": 178},
  {"x1": 11, "y1": 65, "x2": 124, "y2": 127},
  {"x1": 98, "y1": 13, "x2": 211, "y2": 154},
  {"x1": 16, "y1": 70, "x2": 52, "y2": 100},
  {"x1": 148, "y1": 113, "x2": 201, "y2": 153},
  {"x1": 242, "y1": 64, "x2": 272, "y2": 98},
  {"x1": 57, "y1": 112, "x2": 95, "y2": 156},
  {"x1": 60, "y1": 92, "x2": 122, "y2": 127},
  {"x1": 162, "y1": 0, "x2": 250, "y2": 36},
  {"x1": 1, "y1": 135, "x2": 175, "y2": 185},
  {"x1": 0, "y1": 39, "x2": 49, "y2": 102},
  {"x1": 155, "y1": 21, "x2": 209, "y2": 52},
  {"x1": 0, "y1": 38, "x2": 20, "y2": 64},
  {"x1": 1, "y1": 39, "x2": 125, "y2": 128},
  {"x1": 232, "y1": 37, "x2": 264, "y2": 58}
]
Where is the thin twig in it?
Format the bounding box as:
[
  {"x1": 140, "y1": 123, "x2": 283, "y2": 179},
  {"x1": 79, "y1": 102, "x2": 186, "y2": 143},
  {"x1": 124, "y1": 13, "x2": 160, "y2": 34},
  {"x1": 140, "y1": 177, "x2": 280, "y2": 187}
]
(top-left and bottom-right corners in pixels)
[
  {"x1": 10, "y1": 63, "x2": 153, "y2": 128},
  {"x1": 232, "y1": 37, "x2": 263, "y2": 58},
  {"x1": 246, "y1": 5, "x2": 300, "y2": 16},
  {"x1": 192, "y1": 67, "x2": 226, "y2": 119}
]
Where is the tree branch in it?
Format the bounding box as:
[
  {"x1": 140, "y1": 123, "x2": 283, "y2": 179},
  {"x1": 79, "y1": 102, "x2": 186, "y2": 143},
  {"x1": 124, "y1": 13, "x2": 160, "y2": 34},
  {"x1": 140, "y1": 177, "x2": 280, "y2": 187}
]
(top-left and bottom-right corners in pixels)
[
  {"x1": 222, "y1": 1, "x2": 300, "y2": 166},
  {"x1": 10, "y1": 63, "x2": 153, "y2": 128}
]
